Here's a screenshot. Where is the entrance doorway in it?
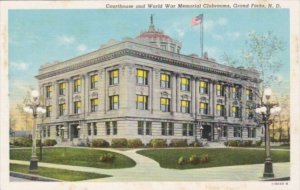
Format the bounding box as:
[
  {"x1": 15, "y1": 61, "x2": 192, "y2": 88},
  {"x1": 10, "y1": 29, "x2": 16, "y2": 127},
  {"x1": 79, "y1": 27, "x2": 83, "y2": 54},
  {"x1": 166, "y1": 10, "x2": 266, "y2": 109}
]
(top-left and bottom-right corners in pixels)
[
  {"x1": 202, "y1": 125, "x2": 212, "y2": 141},
  {"x1": 70, "y1": 124, "x2": 79, "y2": 140}
]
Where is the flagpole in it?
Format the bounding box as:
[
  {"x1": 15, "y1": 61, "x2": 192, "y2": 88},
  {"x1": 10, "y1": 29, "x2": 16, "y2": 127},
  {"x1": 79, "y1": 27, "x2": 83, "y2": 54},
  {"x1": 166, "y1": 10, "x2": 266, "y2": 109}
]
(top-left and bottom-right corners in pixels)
[{"x1": 201, "y1": 14, "x2": 204, "y2": 57}]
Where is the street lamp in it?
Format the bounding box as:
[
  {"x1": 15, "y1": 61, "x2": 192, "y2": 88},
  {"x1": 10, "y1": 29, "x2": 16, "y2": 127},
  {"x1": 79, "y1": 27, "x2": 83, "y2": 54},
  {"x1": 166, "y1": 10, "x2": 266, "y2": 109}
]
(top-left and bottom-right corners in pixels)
[
  {"x1": 23, "y1": 90, "x2": 46, "y2": 172},
  {"x1": 77, "y1": 125, "x2": 81, "y2": 139},
  {"x1": 255, "y1": 88, "x2": 281, "y2": 178},
  {"x1": 200, "y1": 125, "x2": 204, "y2": 138}
]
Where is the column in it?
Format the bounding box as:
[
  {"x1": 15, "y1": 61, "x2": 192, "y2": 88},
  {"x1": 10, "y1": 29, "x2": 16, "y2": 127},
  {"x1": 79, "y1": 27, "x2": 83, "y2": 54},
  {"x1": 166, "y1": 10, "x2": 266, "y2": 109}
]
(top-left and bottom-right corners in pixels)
[
  {"x1": 171, "y1": 73, "x2": 177, "y2": 114},
  {"x1": 67, "y1": 79, "x2": 72, "y2": 115},
  {"x1": 81, "y1": 74, "x2": 86, "y2": 115},
  {"x1": 176, "y1": 74, "x2": 180, "y2": 112},
  {"x1": 84, "y1": 74, "x2": 89, "y2": 115},
  {"x1": 195, "y1": 78, "x2": 200, "y2": 117},
  {"x1": 152, "y1": 69, "x2": 160, "y2": 113},
  {"x1": 209, "y1": 81, "x2": 215, "y2": 115},
  {"x1": 191, "y1": 77, "x2": 196, "y2": 117},
  {"x1": 225, "y1": 84, "x2": 230, "y2": 118}
]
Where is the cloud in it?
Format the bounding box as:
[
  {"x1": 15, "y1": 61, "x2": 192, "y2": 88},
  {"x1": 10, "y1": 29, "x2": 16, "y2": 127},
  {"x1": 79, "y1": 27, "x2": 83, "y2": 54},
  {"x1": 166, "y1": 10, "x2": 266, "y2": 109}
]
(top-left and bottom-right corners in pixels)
[
  {"x1": 10, "y1": 62, "x2": 29, "y2": 71},
  {"x1": 77, "y1": 44, "x2": 87, "y2": 52},
  {"x1": 226, "y1": 32, "x2": 240, "y2": 39},
  {"x1": 218, "y1": 18, "x2": 228, "y2": 26},
  {"x1": 203, "y1": 17, "x2": 228, "y2": 32},
  {"x1": 58, "y1": 35, "x2": 75, "y2": 45},
  {"x1": 212, "y1": 34, "x2": 224, "y2": 41}
]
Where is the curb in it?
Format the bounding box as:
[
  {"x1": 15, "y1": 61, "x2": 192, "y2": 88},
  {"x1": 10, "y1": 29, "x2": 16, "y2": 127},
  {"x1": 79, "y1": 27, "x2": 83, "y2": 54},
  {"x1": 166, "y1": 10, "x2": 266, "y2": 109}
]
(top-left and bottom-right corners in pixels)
[{"x1": 10, "y1": 171, "x2": 61, "y2": 182}]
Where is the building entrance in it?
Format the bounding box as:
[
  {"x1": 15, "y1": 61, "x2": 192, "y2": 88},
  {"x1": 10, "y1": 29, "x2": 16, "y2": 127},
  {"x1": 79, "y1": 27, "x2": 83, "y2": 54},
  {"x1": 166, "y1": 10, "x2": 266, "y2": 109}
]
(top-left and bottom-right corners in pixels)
[
  {"x1": 202, "y1": 125, "x2": 212, "y2": 141},
  {"x1": 70, "y1": 124, "x2": 79, "y2": 140}
]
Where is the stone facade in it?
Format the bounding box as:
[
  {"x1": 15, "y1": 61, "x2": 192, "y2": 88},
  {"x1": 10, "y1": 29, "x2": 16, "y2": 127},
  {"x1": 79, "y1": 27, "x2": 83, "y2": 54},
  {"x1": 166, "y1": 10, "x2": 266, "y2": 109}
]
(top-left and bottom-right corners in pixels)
[{"x1": 36, "y1": 21, "x2": 263, "y2": 146}]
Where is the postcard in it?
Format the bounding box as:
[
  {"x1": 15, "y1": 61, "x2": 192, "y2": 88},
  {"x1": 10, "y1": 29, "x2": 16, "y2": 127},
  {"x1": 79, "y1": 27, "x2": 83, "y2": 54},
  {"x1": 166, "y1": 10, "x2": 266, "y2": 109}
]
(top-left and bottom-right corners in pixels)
[{"x1": 0, "y1": 1, "x2": 299, "y2": 190}]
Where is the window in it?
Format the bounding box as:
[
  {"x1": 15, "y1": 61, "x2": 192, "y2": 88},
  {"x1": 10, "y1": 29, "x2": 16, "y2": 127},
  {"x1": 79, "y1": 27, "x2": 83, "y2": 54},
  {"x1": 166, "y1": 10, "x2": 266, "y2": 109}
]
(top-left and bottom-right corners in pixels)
[
  {"x1": 138, "y1": 121, "x2": 144, "y2": 135},
  {"x1": 105, "y1": 122, "x2": 110, "y2": 135},
  {"x1": 59, "y1": 103, "x2": 66, "y2": 116},
  {"x1": 136, "y1": 69, "x2": 148, "y2": 85},
  {"x1": 168, "y1": 123, "x2": 174, "y2": 136},
  {"x1": 160, "y1": 73, "x2": 170, "y2": 88},
  {"x1": 46, "y1": 106, "x2": 52, "y2": 117},
  {"x1": 180, "y1": 77, "x2": 190, "y2": 91},
  {"x1": 46, "y1": 86, "x2": 52, "y2": 98},
  {"x1": 90, "y1": 74, "x2": 99, "y2": 89},
  {"x1": 47, "y1": 126, "x2": 50, "y2": 137},
  {"x1": 200, "y1": 81, "x2": 208, "y2": 94},
  {"x1": 182, "y1": 124, "x2": 188, "y2": 136},
  {"x1": 188, "y1": 124, "x2": 194, "y2": 136},
  {"x1": 74, "y1": 79, "x2": 81, "y2": 93},
  {"x1": 221, "y1": 126, "x2": 227, "y2": 137},
  {"x1": 181, "y1": 100, "x2": 190, "y2": 113},
  {"x1": 246, "y1": 107, "x2": 253, "y2": 119},
  {"x1": 137, "y1": 95, "x2": 148, "y2": 110},
  {"x1": 246, "y1": 89, "x2": 253, "y2": 100},
  {"x1": 56, "y1": 126, "x2": 60, "y2": 136},
  {"x1": 160, "y1": 44, "x2": 167, "y2": 50},
  {"x1": 232, "y1": 86, "x2": 240, "y2": 99},
  {"x1": 90, "y1": 98, "x2": 99, "y2": 112},
  {"x1": 248, "y1": 128, "x2": 256, "y2": 138},
  {"x1": 170, "y1": 46, "x2": 175, "y2": 52},
  {"x1": 234, "y1": 127, "x2": 241, "y2": 137},
  {"x1": 183, "y1": 124, "x2": 193, "y2": 136},
  {"x1": 43, "y1": 128, "x2": 46, "y2": 138},
  {"x1": 74, "y1": 101, "x2": 81, "y2": 114},
  {"x1": 146, "y1": 122, "x2": 152, "y2": 135},
  {"x1": 200, "y1": 102, "x2": 208, "y2": 115},
  {"x1": 110, "y1": 95, "x2": 119, "y2": 110},
  {"x1": 161, "y1": 122, "x2": 167, "y2": 136},
  {"x1": 109, "y1": 70, "x2": 119, "y2": 85},
  {"x1": 216, "y1": 84, "x2": 224, "y2": 96},
  {"x1": 160, "y1": 98, "x2": 170, "y2": 112},
  {"x1": 113, "y1": 121, "x2": 117, "y2": 135},
  {"x1": 87, "y1": 123, "x2": 92, "y2": 136},
  {"x1": 216, "y1": 104, "x2": 224, "y2": 116},
  {"x1": 93, "y1": 123, "x2": 97, "y2": 136},
  {"x1": 59, "y1": 82, "x2": 66, "y2": 96},
  {"x1": 232, "y1": 106, "x2": 240, "y2": 118}
]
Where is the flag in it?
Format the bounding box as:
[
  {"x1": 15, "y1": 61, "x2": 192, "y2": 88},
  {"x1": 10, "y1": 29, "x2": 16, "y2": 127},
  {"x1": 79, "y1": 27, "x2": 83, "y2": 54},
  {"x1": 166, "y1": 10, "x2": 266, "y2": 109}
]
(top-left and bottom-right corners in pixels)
[{"x1": 191, "y1": 14, "x2": 203, "y2": 26}]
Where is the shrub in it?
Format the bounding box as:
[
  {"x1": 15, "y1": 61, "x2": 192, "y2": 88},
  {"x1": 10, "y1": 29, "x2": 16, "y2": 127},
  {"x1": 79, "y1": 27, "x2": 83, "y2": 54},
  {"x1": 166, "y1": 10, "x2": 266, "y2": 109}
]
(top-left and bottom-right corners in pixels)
[
  {"x1": 99, "y1": 153, "x2": 115, "y2": 163},
  {"x1": 242, "y1": 140, "x2": 253, "y2": 147},
  {"x1": 227, "y1": 140, "x2": 241, "y2": 147},
  {"x1": 200, "y1": 154, "x2": 209, "y2": 163},
  {"x1": 149, "y1": 139, "x2": 167, "y2": 148},
  {"x1": 255, "y1": 140, "x2": 263, "y2": 147},
  {"x1": 177, "y1": 156, "x2": 187, "y2": 165},
  {"x1": 189, "y1": 155, "x2": 200, "y2": 165},
  {"x1": 111, "y1": 138, "x2": 128, "y2": 148},
  {"x1": 128, "y1": 139, "x2": 144, "y2": 148},
  {"x1": 36, "y1": 139, "x2": 43, "y2": 147},
  {"x1": 92, "y1": 139, "x2": 109, "y2": 147},
  {"x1": 169, "y1": 139, "x2": 188, "y2": 147},
  {"x1": 192, "y1": 141, "x2": 203, "y2": 147},
  {"x1": 43, "y1": 139, "x2": 57, "y2": 146},
  {"x1": 13, "y1": 137, "x2": 32, "y2": 147},
  {"x1": 224, "y1": 141, "x2": 229, "y2": 146}
]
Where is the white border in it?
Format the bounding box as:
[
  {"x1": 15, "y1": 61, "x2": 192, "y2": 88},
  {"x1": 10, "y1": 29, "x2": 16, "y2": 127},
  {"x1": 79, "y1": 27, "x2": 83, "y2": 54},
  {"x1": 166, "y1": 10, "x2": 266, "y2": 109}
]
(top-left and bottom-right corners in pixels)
[{"x1": 1, "y1": 1, "x2": 299, "y2": 190}]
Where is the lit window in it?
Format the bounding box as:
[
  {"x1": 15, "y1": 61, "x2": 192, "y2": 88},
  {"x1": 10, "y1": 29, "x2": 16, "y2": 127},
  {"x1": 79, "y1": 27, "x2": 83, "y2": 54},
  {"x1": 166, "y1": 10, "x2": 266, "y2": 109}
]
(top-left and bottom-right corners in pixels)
[
  {"x1": 74, "y1": 101, "x2": 81, "y2": 114},
  {"x1": 232, "y1": 86, "x2": 240, "y2": 99},
  {"x1": 137, "y1": 95, "x2": 148, "y2": 110},
  {"x1": 180, "y1": 77, "x2": 190, "y2": 91},
  {"x1": 113, "y1": 121, "x2": 118, "y2": 135},
  {"x1": 160, "y1": 73, "x2": 170, "y2": 88},
  {"x1": 46, "y1": 86, "x2": 52, "y2": 98},
  {"x1": 199, "y1": 81, "x2": 208, "y2": 94},
  {"x1": 137, "y1": 69, "x2": 148, "y2": 85},
  {"x1": 216, "y1": 84, "x2": 224, "y2": 96},
  {"x1": 200, "y1": 102, "x2": 208, "y2": 115},
  {"x1": 246, "y1": 89, "x2": 253, "y2": 100},
  {"x1": 90, "y1": 74, "x2": 99, "y2": 89},
  {"x1": 109, "y1": 70, "x2": 119, "y2": 85},
  {"x1": 232, "y1": 106, "x2": 240, "y2": 118},
  {"x1": 59, "y1": 103, "x2": 66, "y2": 116},
  {"x1": 46, "y1": 105, "x2": 52, "y2": 117},
  {"x1": 160, "y1": 98, "x2": 170, "y2": 112},
  {"x1": 59, "y1": 82, "x2": 66, "y2": 96},
  {"x1": 74, "y1": 79, "x2": 81, "y2": 93},
  {"x1": 216, "y1": 104, "x2": 225, "y2": 116},
  {"x1": 90, "y1": 98, "x2": 99, "y2": 112},
  {"x1": 110, "y1": 95, "x2": 119, "y2": 110},
  {"x1": 181, "y1": 100, "x2": 190, "y2": 113}
]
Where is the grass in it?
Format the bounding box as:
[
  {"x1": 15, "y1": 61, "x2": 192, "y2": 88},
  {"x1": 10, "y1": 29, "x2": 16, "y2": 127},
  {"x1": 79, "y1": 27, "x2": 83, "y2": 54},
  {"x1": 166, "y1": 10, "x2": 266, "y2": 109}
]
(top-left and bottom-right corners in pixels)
[
  {"x1": 10, "y1": 164, "x2": 110, "y2": 181},
  {"x1": 10, "y1": 147, "x2": 136, "y2": 169},
  {"x1": 137, "y1": 148, "x2": 290, "y2": 169}
]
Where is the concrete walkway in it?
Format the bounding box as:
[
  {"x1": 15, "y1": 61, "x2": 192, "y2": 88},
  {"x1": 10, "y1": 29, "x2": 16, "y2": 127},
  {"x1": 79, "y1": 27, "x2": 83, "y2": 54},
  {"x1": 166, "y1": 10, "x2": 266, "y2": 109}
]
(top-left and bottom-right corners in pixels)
[{"x1": 10, "y1": 147, "x2": 290, "y2": 181}]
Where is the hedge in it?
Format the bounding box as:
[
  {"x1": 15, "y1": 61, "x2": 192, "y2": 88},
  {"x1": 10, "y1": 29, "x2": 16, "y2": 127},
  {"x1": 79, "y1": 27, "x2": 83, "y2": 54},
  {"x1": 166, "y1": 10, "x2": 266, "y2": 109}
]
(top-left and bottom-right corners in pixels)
[
  {"x1": 169, "y1": 139, "x2": 188, "y2": 147},
  {"x1": 91, "y1": 139, "x2": 109, "y2": 147},
  {"x1": 127, "y1": 139, "x2": 144, "y2": 148},
  {"x1": 111, "y1": 138, "x2": 128, "y2": 148},
  {"x1": 149, "y1": 139, "x2": 167, "y2": 148}
]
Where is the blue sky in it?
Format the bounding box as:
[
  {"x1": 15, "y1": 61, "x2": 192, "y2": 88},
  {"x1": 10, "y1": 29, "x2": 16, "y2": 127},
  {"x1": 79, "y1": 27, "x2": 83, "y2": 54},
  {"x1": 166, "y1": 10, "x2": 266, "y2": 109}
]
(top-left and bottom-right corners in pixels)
[{"x1": 9, "y1": 9, "x2": 290, "y2": 103}]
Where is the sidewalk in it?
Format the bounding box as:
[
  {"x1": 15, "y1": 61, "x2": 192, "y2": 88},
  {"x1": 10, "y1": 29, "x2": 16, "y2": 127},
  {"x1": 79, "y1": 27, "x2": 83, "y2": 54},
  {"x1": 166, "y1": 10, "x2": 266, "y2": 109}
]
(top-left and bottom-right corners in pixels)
[{"x1": 10, "y1": 148, "x2": 290, "y2": 181}]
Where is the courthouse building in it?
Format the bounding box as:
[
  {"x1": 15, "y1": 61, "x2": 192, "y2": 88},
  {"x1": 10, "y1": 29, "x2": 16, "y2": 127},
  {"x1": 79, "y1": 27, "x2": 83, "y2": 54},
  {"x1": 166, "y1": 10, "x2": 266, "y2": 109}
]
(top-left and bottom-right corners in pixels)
[{"x1": 36, "y1": 18, "x2": 263, "y2": 145}]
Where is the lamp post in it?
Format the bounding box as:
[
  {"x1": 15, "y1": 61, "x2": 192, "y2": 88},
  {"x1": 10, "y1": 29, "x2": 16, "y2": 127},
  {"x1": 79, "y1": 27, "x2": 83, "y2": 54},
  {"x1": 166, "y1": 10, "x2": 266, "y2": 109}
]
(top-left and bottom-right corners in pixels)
[
  {"x1": 255, "y1": 88, "x2": 281, "y2": 178},
  {"x1": 23, "y1": 90, "x2": 46, "y2": 172}
]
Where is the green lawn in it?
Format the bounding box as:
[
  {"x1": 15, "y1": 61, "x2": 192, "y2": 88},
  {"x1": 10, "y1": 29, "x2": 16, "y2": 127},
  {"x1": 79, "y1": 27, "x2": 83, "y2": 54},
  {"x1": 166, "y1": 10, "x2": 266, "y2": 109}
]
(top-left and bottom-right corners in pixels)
[
  {"x1": 10, "y1": 147, "x2": 136, "y2": 169},
  {"x1": 137, "y1": 148, "x2": 290, "y2": 169},
  {"x1": 10, "y1": 164, "x2": 110, "y2": 181}
]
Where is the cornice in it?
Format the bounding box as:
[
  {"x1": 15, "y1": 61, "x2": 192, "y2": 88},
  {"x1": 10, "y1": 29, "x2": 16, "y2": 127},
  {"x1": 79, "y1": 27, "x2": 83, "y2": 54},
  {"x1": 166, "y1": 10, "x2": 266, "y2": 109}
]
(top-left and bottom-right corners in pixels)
[{"x1": 36, "y1": 48, "x2": 260, "y2": 83}]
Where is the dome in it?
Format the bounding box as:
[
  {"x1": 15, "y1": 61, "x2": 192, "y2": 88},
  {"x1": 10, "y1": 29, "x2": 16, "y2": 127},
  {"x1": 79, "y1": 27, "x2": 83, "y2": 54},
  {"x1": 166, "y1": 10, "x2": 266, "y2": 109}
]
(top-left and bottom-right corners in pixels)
[{"x1": 136, "y1": 15, "x2": 182, "y2": 53}]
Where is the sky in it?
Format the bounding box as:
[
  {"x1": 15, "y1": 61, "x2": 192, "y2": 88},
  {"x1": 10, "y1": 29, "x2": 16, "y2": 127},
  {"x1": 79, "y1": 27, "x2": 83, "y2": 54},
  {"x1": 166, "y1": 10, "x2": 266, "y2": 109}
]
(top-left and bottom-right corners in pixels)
[{"x1": 9, "y1": 9, "x2": 290, "y2": 104}]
